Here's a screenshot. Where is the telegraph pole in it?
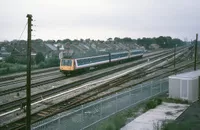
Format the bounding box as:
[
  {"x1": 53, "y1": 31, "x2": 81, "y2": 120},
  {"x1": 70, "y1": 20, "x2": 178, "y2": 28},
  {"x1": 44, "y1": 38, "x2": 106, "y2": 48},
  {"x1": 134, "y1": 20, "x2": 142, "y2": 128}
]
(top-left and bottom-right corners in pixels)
[
  {"x1": 194, "y1": 34, "x2": 198, "y2": 70},
  {"x1": 174, "y1": 44, "x2": 176, "y2": 68},
  {"x1": 26, "y1": 14, "x2": 32, "y2": 130}
]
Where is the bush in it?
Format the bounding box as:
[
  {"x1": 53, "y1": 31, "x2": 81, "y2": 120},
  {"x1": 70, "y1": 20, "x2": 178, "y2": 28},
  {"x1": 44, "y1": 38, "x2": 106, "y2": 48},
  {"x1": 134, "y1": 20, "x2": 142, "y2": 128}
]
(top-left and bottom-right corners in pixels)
[
  {"x1": 4, "y1": 55, "x2": 36, "y2": 65},
  {"x1": 0, "y1": 68, "x2": 7, "y2": 75},
  {"x1": 157, "y1": 98, "x2": 162, "y2": 105},
  {"x1": 101, "y1": 123, "x2": 116, "y2": 130},
  {"x1": 113, "y1": 114, "x2": 126, "y2": 129},
  {"x1": 38, "y1": 62, "x2": 46, "y2": 68},
  {"x1": 5, "y1": 56, "x2": 15, "y2": 63},
  {"x1": 97, "y1": 114, "x2": 126, "y2": 130},
  {"x1": 161, "y1": 121, "x2": 191, "y2": 130},
  {"x1": 144, "y1": 98, "x2": 162, "y2": 111},
  {"x1": 45, "y1": 57, "x2": 59, "y2": 67},
  {"x1": 35, "y1": 52, "x2": 45, "y2": 64},
  {"x1": 0, "y1": 62, "x2": 12, "y2": 68},
  {"x1": 0, "y1": 63, "x2": 26, "y2": 75}
]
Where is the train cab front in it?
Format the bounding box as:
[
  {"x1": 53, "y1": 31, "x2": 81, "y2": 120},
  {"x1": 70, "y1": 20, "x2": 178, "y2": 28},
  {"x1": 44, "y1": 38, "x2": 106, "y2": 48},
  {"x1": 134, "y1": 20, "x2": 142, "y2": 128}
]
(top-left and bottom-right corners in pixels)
[{"x1": 60, "y1": 59, "x2": 74, "y2": 75}]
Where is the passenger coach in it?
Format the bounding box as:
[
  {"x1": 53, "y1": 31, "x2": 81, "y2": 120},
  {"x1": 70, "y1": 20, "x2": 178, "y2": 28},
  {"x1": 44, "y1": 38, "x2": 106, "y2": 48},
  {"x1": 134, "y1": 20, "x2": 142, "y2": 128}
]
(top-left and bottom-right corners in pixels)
[{"x1": 60, "y1": 50, "x2": 143, "y2": 74}]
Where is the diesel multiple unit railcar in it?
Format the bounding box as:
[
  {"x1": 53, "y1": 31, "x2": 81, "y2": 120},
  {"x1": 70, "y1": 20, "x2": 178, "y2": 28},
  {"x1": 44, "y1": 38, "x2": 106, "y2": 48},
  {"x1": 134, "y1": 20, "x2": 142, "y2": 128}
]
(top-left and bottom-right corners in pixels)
[{"x1": 60, "y1": 50, "x2": 143, "y2": 74}]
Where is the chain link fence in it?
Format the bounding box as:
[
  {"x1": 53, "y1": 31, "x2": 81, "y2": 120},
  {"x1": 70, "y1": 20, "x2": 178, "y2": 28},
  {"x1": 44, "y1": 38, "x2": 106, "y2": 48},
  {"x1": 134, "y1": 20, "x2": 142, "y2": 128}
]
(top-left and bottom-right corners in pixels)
[{"x1": 32, "y1": 78, "x2": 168, "y2": 130}]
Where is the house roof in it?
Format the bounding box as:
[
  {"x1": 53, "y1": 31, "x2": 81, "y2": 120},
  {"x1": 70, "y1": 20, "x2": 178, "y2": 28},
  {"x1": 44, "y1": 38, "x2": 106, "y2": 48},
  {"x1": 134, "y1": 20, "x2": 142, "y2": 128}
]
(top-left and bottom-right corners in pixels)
[{"x1": 45, "y1": 44, "x2": 57, "y2": 51}]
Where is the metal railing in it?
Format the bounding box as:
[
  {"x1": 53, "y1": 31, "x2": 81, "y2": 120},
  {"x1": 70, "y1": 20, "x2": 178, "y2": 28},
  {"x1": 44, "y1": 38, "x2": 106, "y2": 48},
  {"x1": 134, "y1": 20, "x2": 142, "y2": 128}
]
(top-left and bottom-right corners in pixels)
[{"x1": 32, "y1": 78, "x2": 169, "y2": 130}]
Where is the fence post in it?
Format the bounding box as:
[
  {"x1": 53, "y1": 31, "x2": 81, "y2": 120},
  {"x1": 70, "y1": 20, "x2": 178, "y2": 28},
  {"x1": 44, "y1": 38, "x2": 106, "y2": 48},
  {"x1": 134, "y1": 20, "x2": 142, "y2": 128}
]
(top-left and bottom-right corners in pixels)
[
  {"x1": 81, "y1": 105, "x2": 84, "y2": 129},
  {"x1": 100, "y1": 98, "x2": 102, "y2": 119},
  {"x1": 151, "y1": 81, "x2": 153, "y2": 96},
  {"x1": 57, "y1": 114, "x2": 61, "y2": 130},
  {"x1": 160, "y1": 79, "x2": 162, "y2": 93},
  {"x1": 115, "y1": 93, "x2": 118, "y2": 113},
  {"x1": 129, "y1": 88, "x2": 132, "y2": 106}
]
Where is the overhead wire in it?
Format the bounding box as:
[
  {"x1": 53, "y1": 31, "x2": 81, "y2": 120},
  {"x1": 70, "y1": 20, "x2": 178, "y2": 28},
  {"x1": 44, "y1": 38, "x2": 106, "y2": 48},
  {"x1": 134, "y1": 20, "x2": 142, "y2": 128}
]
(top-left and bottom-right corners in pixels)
[
  {"x1": 9, "y1": 22, "x2": 28, "y2": 54},
  {"x1": 18, "y1": 22, "x2": 28, "y2": 41}
]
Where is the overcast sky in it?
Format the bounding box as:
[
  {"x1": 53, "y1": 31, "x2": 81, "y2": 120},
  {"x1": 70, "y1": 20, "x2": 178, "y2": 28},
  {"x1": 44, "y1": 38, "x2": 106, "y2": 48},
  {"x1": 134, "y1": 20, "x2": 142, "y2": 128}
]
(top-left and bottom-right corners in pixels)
[{"x1": 0, "y1": 0, "x2": 200, "y2": 41}]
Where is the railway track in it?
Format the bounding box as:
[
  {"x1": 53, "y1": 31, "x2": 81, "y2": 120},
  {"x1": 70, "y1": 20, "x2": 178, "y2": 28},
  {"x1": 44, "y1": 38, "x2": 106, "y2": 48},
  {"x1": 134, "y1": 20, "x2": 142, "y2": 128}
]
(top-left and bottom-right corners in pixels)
[
  {"x1": 0, "y1": 47, "x2": 185, "y2": 115},
  {"x1": 0, "y1": 47, "x2": 186, "y2": 85},
  {"x1": 0, "y1": 71, "x2": 61, "y2": 88},
  {"x1": 0, "y1": 51, "x2": 170, "y2": 112},
  {"x1": 1, "y1": 48, "x2": 189, "y2": 115},
  {"x1": 66, "y1": 61, "x2": 198, "y2": 112},
  {"x1": 0, "y1": 76, "x2": 66, "y2": 96},
  {"x1": 0, "y1": 50, "x2": 165, "y2": 87},
  {"x1": 2, "y1": 57, "x2": 197, "y2": 130},
  {"x1": 0, "y1": 46, "x2": 191, "y2": 129},
  {"x1": 0, "y1": 47, "x2": 186, "y2": 97},
  {"x1": 0, "y1": 67, "x2": 59, "y2": 82}
]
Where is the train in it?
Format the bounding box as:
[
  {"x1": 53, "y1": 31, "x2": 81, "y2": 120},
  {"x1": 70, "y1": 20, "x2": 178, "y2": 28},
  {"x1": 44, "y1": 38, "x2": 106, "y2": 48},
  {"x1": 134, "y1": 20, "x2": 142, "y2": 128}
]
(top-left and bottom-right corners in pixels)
[{"x1": 60, "y1": 49, "x2": 144, "y2": 74}]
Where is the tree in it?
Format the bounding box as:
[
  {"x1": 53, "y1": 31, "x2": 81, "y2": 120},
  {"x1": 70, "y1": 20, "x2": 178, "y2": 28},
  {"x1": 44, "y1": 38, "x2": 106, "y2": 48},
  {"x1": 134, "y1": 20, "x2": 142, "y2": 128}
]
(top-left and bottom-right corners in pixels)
[
  {"x1": 122, "y1": 37, "x2": 132, "y2": 42},
  {"x1": 5, "y1": 56, "x2": 15, "y2": 63},
  {"x1": 45, "y1": 57, "x2": 59, "y2": 67},
  {"x1": 34, "y1": 39, "x2": 43, "y2": 43},
  {"x1": 73, "y1": 39, "x2": 79, "y2": 43},
  {"x1": 35, "y1": 52, "x2": 45, "y2": 64},
  {"x1": 57, "y1": 40, "x2": 62, "y2": 43},
  {"x1": 107, "y1": 38, "x2": 112, "y2": 42},
  {"x1": 114, "y1": 37, "x2": 121, "y2": 42}
]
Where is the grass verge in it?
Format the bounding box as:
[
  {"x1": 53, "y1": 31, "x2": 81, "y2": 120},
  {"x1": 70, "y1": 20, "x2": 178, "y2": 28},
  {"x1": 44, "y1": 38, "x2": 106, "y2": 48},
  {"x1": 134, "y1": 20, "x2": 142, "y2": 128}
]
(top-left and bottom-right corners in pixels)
[
  {"x1": 94, "y1": 97, "x2": 164, "y2": 130},
  {"x1": 95, "y1": 103, "x2": 146, "y2": 130},
  {"x1": 94, "y1": 97, "x2": 190, "y2": 130},
  {"x1": 161, "y1": 97, "x2": 189, "y2": 104}
]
